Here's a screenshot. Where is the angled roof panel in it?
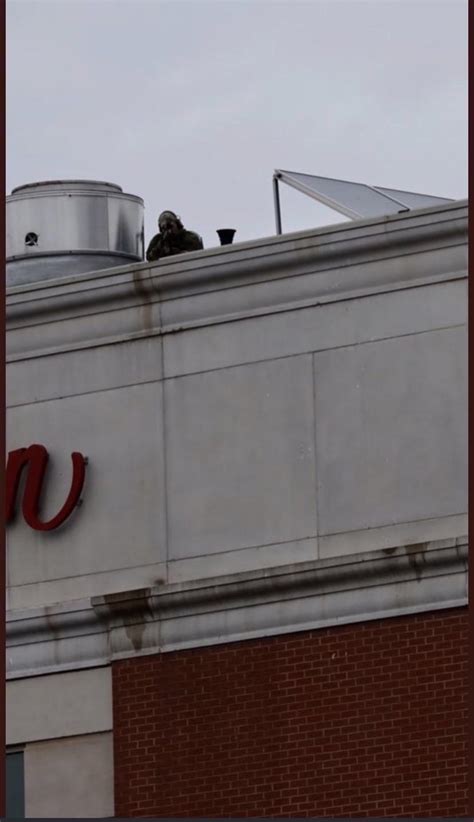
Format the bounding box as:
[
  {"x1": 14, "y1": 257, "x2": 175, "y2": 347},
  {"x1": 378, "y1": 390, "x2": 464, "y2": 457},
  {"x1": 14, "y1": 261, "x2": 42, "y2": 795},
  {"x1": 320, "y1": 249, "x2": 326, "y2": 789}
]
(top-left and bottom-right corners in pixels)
[
  {"x1": 373, "y1": 186, "x2": 453, "y2": 210},
  {"x1": 275, "y1": 170, "x2": 453, "y2": 221}
]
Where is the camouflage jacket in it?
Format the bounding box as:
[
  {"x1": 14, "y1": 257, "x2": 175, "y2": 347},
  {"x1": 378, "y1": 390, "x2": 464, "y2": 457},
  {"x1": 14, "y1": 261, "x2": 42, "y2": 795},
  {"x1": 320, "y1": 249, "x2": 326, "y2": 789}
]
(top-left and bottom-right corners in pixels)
[{"x1": 146, "y1": 229, "x2": 203, "y2": 262}]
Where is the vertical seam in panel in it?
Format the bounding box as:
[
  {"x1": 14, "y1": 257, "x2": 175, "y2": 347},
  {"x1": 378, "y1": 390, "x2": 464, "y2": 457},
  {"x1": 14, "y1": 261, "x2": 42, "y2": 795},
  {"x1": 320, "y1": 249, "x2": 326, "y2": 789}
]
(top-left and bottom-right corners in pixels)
[
  {"x1": 312, "y1": 352, "x2": 320, "y2": 558},
  {"x1": 158, "y1": 296, "x2": 170, "y2": 600}
]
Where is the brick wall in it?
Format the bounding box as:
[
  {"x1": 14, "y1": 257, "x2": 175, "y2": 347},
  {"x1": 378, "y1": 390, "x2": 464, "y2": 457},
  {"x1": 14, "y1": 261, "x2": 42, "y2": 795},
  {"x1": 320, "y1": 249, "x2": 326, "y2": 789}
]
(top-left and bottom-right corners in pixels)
[{"x1": 112, "y1": 608, "x2": 468, "y2": 817}]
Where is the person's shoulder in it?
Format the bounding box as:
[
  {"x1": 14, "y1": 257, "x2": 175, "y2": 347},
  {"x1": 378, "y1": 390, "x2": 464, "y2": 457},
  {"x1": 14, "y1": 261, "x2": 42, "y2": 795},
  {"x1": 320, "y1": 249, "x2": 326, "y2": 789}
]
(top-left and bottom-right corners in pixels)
[
  {"x1": 148, "y1": 232, "x2": 162, "y2": 244},
  {"x1": 184, "y1": 229, "x2": 203, "y2": 247},
  {"x1": 146, "y1": 232, "x2": 163, "y2": 261}
]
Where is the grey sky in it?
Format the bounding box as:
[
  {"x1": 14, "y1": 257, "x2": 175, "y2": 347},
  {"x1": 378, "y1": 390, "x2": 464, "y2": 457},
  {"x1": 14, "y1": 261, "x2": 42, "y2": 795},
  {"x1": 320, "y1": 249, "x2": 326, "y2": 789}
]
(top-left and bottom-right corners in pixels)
[{"x1": 7, "y1": 0, "x2": 467, "y2": 250}]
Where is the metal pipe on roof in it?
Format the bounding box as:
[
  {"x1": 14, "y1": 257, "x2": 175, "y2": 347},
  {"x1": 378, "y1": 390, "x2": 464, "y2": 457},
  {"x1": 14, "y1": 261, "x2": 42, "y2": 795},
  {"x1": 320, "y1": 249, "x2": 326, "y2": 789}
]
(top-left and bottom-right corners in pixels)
[{"x1": 273, "y1": 173, "x2": 282, "y2": 235}]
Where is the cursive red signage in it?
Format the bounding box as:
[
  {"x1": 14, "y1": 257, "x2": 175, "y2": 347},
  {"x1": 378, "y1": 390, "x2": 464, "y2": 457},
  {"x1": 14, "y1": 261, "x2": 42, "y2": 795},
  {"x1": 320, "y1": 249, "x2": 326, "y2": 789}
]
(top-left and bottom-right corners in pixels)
[{"x1": 6, "y1": 444, "x2": 86, "y2": 531}]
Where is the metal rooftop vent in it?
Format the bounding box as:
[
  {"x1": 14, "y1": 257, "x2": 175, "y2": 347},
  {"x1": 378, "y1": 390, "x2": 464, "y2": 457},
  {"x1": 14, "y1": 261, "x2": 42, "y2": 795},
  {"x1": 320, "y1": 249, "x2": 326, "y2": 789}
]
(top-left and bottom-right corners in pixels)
[
  {"x1": 272, "y1": 169, "x2": 454, "y2": 234},
  {"x1": 7, "y1": 179, "x2": 145, "y2": 287}
]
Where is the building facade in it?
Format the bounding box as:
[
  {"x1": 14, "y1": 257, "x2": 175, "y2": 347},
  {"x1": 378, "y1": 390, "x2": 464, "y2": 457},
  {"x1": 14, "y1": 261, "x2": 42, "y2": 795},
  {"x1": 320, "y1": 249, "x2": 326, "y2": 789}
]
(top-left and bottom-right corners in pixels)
[{"x1": 6, "y1": 192, "x2": 468, "y2": 817}]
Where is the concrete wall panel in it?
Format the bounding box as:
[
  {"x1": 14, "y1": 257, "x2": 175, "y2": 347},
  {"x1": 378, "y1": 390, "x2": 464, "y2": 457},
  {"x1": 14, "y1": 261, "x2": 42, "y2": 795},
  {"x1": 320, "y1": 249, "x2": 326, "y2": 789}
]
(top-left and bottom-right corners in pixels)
[
  {"x1": 7, "y1": 667, "x2": 112, "y2": 745},
  {"x1": 7, "y1": 381, "x2": 166, "y2": 590},
  {"x1": 163, "y1": 279, "x2": 466, "y2": 378},
  {"x1": 24, "y1": 732, "x2": 114, "y2": 818},
  {"x1": 314, "y1": 326, "x2": 467, "y2": 535},
  {"x1": 8, "y1": 336, "x2": 162, "y2": 407},
  {"x1": 166, "y1": 356, "x2": 317, "y2": 558}
]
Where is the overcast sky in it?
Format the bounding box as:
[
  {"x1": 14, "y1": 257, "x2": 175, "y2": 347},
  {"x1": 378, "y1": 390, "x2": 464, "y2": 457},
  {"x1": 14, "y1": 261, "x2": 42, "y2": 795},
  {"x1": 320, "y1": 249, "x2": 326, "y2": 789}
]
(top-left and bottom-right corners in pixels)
[{"x1": 7, "y1": 0, "x2": 467, "y2": 250}]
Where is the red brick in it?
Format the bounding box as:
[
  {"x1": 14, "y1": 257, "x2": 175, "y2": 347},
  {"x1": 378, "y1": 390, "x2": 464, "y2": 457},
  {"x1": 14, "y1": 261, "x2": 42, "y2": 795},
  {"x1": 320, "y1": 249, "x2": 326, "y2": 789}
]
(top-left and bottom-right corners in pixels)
[{"x1": 113, "y1": 607, "x2": 468, "y2": 817}]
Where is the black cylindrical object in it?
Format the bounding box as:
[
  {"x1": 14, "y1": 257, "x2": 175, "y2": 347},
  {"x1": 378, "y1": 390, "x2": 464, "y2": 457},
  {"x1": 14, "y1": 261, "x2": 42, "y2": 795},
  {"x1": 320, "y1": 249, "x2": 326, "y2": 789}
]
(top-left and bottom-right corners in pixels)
[{"x1": 217, "y1": 228, "x2": 236, "y2": 246}]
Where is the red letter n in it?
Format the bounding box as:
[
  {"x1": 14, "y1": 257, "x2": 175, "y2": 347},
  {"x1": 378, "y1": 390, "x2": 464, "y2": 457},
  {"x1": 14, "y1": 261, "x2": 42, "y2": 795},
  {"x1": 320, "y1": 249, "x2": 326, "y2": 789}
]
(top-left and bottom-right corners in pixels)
[{"x1": 6, "y1": 444, "x2": 86, "y2": 531}]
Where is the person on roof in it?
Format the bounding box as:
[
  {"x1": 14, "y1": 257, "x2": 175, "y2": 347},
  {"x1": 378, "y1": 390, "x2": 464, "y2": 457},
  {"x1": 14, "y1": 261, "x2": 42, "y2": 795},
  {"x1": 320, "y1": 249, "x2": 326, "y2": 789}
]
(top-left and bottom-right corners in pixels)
[{"x1": 146, "y1": 210, "x2": 203, "y2": 262}]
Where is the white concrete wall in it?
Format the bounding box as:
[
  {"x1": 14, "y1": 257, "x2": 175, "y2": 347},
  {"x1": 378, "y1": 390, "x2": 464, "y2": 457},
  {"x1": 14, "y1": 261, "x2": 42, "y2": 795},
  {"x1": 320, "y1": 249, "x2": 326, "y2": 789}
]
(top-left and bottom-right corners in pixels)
[
  {"x1": 6, "y1": 203, "x2": 468, "y2": 612},
  {"x1": 7, "y1": 667, "x2": 114, "y2": 817},
  {"x1": 5, "y1": 203, "x2": 468, "y2": 820},
  {"x1": 24, "y1": 732, "x2": 114, "y2": 818},
  {"x1": 6, "y1": 667, "x2": 112, "y2": 744}
]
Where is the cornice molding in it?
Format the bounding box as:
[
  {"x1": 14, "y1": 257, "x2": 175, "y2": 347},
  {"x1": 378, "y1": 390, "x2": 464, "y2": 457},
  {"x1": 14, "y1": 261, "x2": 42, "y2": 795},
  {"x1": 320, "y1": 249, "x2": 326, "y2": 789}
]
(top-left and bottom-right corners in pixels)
[
  {"x1": 6, "y1": 538, "x2": 467, "y2": 679},
  {"x1": 6, "y1": 203, "x2": 467, "y2": 362}
]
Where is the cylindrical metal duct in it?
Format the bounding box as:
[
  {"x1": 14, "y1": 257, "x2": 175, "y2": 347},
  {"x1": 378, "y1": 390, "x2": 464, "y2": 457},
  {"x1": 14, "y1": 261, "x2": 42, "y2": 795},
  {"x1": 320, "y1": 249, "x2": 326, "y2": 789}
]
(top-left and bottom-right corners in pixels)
[
  {"x1": 217, "y1": 228, "x2": 236, "y2": 246},
  {"x1": 6, "y1": 180, "x2": 145, "y2": 286}
]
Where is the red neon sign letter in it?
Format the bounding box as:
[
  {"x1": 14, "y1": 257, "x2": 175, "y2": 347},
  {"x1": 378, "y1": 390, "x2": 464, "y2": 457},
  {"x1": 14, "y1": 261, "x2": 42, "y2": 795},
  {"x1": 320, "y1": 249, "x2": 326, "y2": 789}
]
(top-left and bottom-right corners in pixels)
[{"x1": 6, "y1": 444, "x2": 86, "y2": 531}]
